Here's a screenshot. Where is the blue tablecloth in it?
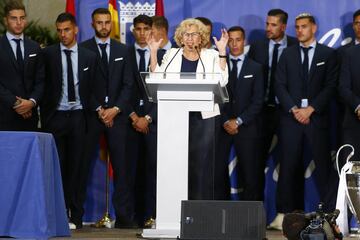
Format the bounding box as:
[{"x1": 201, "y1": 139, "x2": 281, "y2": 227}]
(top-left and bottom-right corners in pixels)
[{"x1": 0, "y1": 131, "x2": 70, "y2": 238}]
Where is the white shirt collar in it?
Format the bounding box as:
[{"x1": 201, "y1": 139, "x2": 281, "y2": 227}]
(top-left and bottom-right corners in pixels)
[
  {"x1": 6, "y1": 31, "x2": 24, "y2": 41},
  {"x1": 270, "y1": 35, "x2": 287, "y2": 46},
  {"x1": 60, "y1": 43, "x2": 78, "y2": 53},
  {"x1": 229, "y1": 53, "x2": 245, "y2": 61},
  {"x1": 300, "y1": 40, "x2": 317, "y2": 49},
  {"x1": 134, "y1": 42, "x2": 149, "y2": 51},
  {"x1": 95, "y1": 36, "x2": 111, "y2": 45}
]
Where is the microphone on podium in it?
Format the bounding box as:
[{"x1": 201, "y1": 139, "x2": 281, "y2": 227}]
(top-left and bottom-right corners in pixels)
[
  {"x1": 194, "y1": 45, "x2": 206, "y2": 79},
  {"x1": 163, "y1": 44, "x2": 184, "y2": 78}
]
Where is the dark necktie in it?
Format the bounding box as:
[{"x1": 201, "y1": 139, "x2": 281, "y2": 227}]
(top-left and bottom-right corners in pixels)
[
  {"x1": 230, "y1": 59, "x2": 240, "y2": 89},
  {"x1": 137, "y1": 49, "x2": 146, "y2": 72},
  {"x1": 99, "y1": 43, "x2": 109, "y2": 106},
  {"x1": 157, "y1": 48, "x2": 166, "y2": 63},
  {"x1": 63, "y1": 49, "x2": 76, "y2": 102},
  {"x1": 301, "y1": 46, "x2": 312, "y2": 98},
  {"x1": 12, "y1": 38, "x2": 24, "y2": 70},
  {"x1": 98, "y1": 43, "x2": 108, "y2": 69},
  {"x1": 268, "y1": 43, "x2": 280, "y2": 105}
]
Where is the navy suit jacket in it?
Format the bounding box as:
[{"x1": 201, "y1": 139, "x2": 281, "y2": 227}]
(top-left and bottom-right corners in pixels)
[
  {"x1": 338, "y1": 45, "x2": 360, "y2": 128},
  {"x1": 336, "y1": 40, "x2": 355, "y2": 65},
  {"x1": 247, "y1": 35, "x2": 298, "y2": 96},
  {"x1": 0, "y1": 36, "x2": 44, "y2": 124},
  {"x1": 275, "y1": 43, "x2": 338, "y2": 128},
  {"x1": 221, "y1": 56, "x2": 264, "y2": 126},
  {"x1": 80, "y1": 38, "x2": 133, "y2": 121},
  {"x1": 40, "y1": 43, "x2": 98, "y2": 126},
  {"x1": 128, "y1": 45, "x2": 158, "y2": 123}
]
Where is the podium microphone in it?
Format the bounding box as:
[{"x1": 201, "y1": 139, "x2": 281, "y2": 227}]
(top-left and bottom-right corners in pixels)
[
  {"x1": 163, "y1": 45, "x2": 183, "y2": 78},
  {"x1": 195, "y1": 45, "x2": 206, "y2": 79}
]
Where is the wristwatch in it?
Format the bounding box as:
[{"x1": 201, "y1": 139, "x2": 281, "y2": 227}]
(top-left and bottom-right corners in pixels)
[{"x1": 145, "y1": 115, "x2": 152, "y2": 124}]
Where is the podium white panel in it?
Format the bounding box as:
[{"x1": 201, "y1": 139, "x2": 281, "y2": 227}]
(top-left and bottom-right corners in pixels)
[{"x1": 142, "y1": 90, "x2": 214, "y2": 238}]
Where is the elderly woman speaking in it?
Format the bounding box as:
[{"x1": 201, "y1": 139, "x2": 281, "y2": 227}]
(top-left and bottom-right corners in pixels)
[{"x1": 147, "y1": 18, "x2": 229, "y2": 200}]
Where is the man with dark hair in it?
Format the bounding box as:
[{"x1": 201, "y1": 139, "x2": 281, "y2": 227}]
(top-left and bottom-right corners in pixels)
[
  {"x1": 336, "y1": 10, "x2": 360, "y2": 161},
  {"x1": 126, "y1": 14, "x2": 158, "y2": 228},
  {"x1": 80, "y1": 8, "x2": 135, "y2": 228},
  {"x1": 215, "y1": 26, "x2": 263, "y2": 200},
  {"x1": 338, "y1": 11, "x2": 360, "y2": 169},
  {"x1": 0, "y1": 0, "x2": 44, "y2": 131},
  {"x1": 41, "y1": 12, "x2": 98, "y2": 229},
  {"x1": 195, "y1": 17, "x2": 214, "y2": 49},
  {"x1": 268, "y1": 8, "x2": 289, "y2": 25},
  {"x1": 247, "y1": 8, "x2": 298, "y2": 229},
  {"x1": 352, "y1": 9, "x2": 360, "y2": 44},
  {"x1": 151, "y1": 16, "x2": 172, "y2": 56},
  {"x1": 275, "y1": 12, "x2": 337, "y2": 228}
]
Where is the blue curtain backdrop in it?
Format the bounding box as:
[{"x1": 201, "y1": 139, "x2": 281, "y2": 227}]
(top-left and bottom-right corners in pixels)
[{"x1": 79, "y1": 0, "x2": 360, "y2": 223}]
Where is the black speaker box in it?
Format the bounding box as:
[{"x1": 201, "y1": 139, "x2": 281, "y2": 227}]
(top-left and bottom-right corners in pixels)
[{"x1": 180, "y1": 200, "x2": 266, "y2": 240}]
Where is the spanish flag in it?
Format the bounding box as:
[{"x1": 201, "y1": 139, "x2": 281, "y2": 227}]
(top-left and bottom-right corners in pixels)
[
  {"x1": 65, "y1": 0, "x2": 76, "y2": 16},
  {"x1": 109, "y1": 0, "x2": 120, "y2": 41},
  {"x1": 155, "y1": 0, "x2": 165, "y2": 16}
]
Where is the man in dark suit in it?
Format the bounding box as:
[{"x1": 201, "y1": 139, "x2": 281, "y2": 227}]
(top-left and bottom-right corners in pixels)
[
  {"x1": 216, "y1": 26, "x2": 263, "y2": 201},
  {"x1": 338, "y1": 45, "x2": 360, "y2": 165},
  {"x1": 0, "y1": 1, "x2": 44, "y2": 131},
  {"x1": 248, "y1": 8, "x2": 298, "y2": 197},
  {"x1": 337, "y1": 10, "x2": 360, "y2": 60},
  {"x1": 80, "y1": 8, "x2": 134, "y2": 228},
  {"x1": 336, "y1": 10, "x2": 360, "y2": 163},
  {"x1": 125, "y1": 14, "x2": 158, "y2": 228},
  {"x1": 41, "y1": 12, "x2": 97, "y2": 229},
  {"x1": 248, "y1": 9, "x2": 299, "y2": 230},
  {"x1": 275, "y1": 13, "x2": 337, "y2": 222}
]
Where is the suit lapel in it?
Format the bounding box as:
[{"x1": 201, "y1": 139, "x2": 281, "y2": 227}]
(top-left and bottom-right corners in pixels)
[
  {"x1": 264, "y1": 39, "x2": 270, "y2": 67},
  {"x1": 2, "y1": 36, "x2": 19, "y2": 71},
  {"x1": 23, "y1": 38, "x2": 31, "y2": 78},
  {"x1": 23, "y1": 38, "x2": 30, "y2": 64},
  {"x1": 78, "y1": 47, "x2": 84, "y2": 90},
  {"x1": 295, "y1": 45, "x2": 304, "y2": 79},
  {"x1": 108, "y1": 39, "x2": 115, "y2": 81},
  {"x1": 237, "y1": 57, "x2": 248, "y2": 90},
  {"x1": 56, "y1": 45, "x2": 64, "y2": 90},
  {"x1": 309, "y1": 44, "x2": 320, "y2": 81}
]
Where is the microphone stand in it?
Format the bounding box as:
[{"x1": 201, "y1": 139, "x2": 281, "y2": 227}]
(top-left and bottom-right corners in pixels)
[{"x1": 194, "y1": 46, "x2": 206, "y2": 79}]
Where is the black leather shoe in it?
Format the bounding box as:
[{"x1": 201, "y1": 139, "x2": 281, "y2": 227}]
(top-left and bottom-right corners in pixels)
[{"x1": 115, "y1": 217, "x2": 138, "y2": 229}]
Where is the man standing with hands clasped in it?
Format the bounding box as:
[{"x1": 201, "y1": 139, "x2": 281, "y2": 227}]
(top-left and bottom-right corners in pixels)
[
  {"x1": 275, "y1": 13, "x2": 337, "y2": 223},
  {"x1": 0, "y1": 1, "x2": 44, "y2": 131},
  {"x1": 81, "y1": 8, "x2": 135, "y2": 228}
]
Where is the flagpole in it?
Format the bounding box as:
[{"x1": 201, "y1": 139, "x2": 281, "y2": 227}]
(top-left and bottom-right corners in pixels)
[{"x1": 91, "y1": 150, "x2": 113, "y2": 228}]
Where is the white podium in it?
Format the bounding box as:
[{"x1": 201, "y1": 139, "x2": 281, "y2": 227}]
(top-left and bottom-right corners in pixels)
[{"x1": 140, "y1": 72, "x2": 228, "y2": 238}]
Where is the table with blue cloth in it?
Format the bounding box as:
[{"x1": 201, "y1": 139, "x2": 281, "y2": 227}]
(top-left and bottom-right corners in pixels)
[{"x1": 0, "y1": 131, "x2": 70, "y2": 238}]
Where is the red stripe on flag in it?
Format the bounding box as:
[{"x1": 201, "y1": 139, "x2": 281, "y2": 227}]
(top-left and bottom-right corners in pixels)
[
  {"x1": 109, "y1": 0, "x2": 117, "y2": 9},
  {"x1": 155, "y1": 0, "x2": 164, "y2": 16},
  {"x1": 108, "y1": 0, "x2": 120, "y2": 41},
  {"x1": 99, "y1": 134, "x2": 113, "y2": 178},
  {"x1": 65, "y1": 0, "x2": 76, "y2": 16}
]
